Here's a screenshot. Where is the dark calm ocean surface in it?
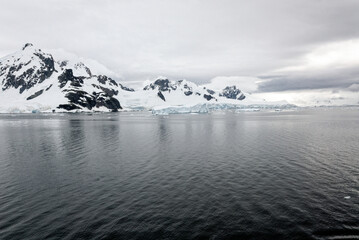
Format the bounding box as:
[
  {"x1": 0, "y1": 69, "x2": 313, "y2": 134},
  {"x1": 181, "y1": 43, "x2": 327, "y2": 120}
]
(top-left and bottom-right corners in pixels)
[{"x1": 0, "y1": 109, "x2": 358, "y2": 240}]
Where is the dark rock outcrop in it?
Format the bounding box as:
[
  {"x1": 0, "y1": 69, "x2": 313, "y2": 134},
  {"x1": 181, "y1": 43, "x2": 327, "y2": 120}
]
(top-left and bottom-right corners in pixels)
[
  {"x1": 57, "y1": 104, "x2": 81, "y2": 111},
  {"x1": 58, "y1": 69, "x2": 75, "y2": 88},
  {"x1": 220, "y1": 86, "x2": 246, "y2": 100},
  {"x1": 56, "y1": 68, "x2": 123, "y2": 111},
  {"x1": 58, "y1": 69, "x2": 85, "y2": 88},
  {"x1": 22, "y1": 43, "x2": 33, "y2": 50},
  {"x1": 144, "y1": 79, "x2": 177, "y2": 92},
  {"x1": 58, "y1": 89, "x2": 122, "y2": 111},
  {"x1": 203, "y1": 94, "x2": 215, "y2": 101},
  {"x1": 207, "y1": 89, "x2": 215, "y2": 95},
  {"x1": 157, "y1": 91, "x2": 166, "y2": 101},
  {"x1": 26, "y1": 89, "x2": 44, "y2": 100},
  {"x1": 45, "y1": 84, "x2": 53, "y2": 91},
  {"x1": 119, "y1": 83, "x2": 134, "y2": 92}
]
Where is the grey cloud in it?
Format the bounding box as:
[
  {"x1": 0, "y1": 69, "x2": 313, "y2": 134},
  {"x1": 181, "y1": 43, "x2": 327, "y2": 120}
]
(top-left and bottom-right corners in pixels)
[
  {"x1": 347, "y1": 83, "x2": 359, "y2": 92},
  {"x1": 258, "y1": 67, "x2": 359, "y2": 92},
  {"x1": 0, "y1": 0, "x2": 359, "y2": 87}
]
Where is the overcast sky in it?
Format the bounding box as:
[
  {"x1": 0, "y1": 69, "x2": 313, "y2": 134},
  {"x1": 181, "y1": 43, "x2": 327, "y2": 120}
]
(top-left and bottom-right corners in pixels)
[{"x1": 1, "y1": 0, "x2": 359, "y2": 104}]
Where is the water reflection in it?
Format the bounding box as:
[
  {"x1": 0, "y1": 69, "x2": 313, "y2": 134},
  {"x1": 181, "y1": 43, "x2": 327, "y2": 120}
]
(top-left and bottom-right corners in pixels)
[{"x1": 157, "y1": 116, "x2": 169, "y2": 144}]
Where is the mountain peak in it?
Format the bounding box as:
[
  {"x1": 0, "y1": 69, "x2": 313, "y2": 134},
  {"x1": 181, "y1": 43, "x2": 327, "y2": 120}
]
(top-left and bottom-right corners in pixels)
[{"x1": 22, "y1": 43, "x2": 34, "y2": 50}]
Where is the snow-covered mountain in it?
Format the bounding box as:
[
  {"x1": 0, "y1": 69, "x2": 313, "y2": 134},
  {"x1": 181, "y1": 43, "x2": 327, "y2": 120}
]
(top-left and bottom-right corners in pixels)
[
  {"x1": 0, "y1": 43, "x2": 133, "y2": 113},
  {"x1": 0, "y1": 44, "x2": 291, "y2": 113}
]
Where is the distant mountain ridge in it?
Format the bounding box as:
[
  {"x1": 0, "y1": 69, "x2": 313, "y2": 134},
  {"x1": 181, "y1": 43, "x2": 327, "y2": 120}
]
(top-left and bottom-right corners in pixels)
[
  {"x1": 143, "y1": 78, "x2": 246, "y2": 102},
  {"x1": 0, "y1": 43, "x2": 287, "y2": 113}
]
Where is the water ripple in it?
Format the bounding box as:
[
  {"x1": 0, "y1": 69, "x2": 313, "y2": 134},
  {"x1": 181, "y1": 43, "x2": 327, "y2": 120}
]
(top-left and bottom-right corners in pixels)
[{"x1": 0, "y1": 110, "x2": 358, "y2": 240}]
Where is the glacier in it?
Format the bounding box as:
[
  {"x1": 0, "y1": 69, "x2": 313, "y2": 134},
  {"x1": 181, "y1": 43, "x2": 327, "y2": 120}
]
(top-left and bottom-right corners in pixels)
[
  {"x1": 152, "y1": 104, "x2": 210, "y2": 115},
  {"x1": 151, "y1": 103, "x2": 297, "y2": 115}
]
